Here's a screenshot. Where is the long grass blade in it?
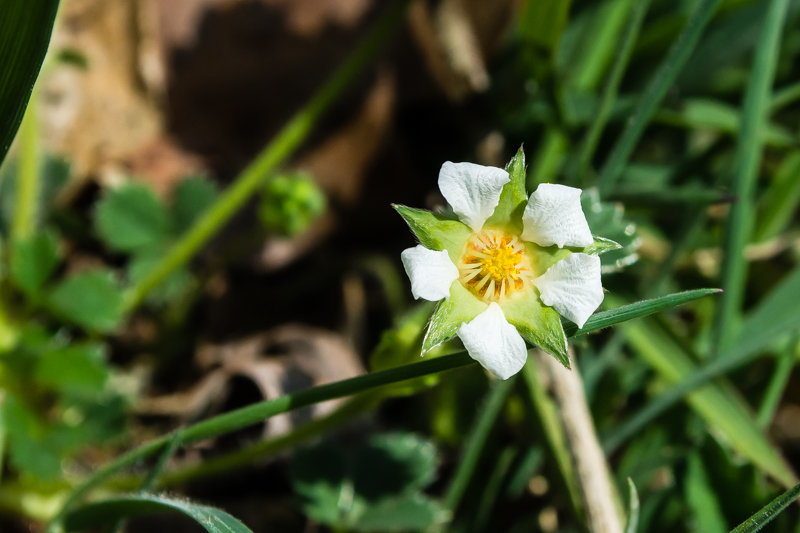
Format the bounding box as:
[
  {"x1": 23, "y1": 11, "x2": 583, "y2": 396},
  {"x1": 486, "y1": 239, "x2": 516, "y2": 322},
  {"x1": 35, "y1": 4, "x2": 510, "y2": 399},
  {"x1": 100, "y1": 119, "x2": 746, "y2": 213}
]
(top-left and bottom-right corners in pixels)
[
  {"x1": 729, "y1": 482, "x2": 800, "y2": 533},
  {"x1": 624, "y1": 478, "x2": 639, "y2": 533},
  {"x1": 756, "y1": 336, "x2": 798, "y2": 429},
  {"x1": 576, "y1": 0, "x2": 652, "y2": 184},
  {"x1": 597, "y1": 0, "x2": 724, "y2": 197},
  {"x1": 713, "y1": 0, "x2": 791, "y2": 355},
  {"x1": 604, "y1": 263, "x2": 800, "y2": 454}
]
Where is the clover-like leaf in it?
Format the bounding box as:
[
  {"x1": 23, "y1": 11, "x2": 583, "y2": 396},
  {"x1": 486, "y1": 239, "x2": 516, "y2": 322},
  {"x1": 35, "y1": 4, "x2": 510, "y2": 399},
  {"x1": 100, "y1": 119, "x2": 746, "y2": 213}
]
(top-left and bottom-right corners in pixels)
[{"x1": 49, "y1": 270, "x2": 124, "y2": 332}]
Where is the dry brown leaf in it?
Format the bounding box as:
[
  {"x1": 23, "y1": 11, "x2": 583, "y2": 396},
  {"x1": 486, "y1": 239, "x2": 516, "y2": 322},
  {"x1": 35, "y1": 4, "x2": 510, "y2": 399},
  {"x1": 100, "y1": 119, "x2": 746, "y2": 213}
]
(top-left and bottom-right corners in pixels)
[{"x1": 262, "y1": 0, "x2": 373, "y2": 37}]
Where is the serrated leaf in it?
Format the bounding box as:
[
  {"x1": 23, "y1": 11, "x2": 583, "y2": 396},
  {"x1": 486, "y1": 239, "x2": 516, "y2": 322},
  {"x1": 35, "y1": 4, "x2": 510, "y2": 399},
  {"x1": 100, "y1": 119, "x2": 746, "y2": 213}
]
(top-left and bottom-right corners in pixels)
[
  {"x1": 49, "y1": 271, "x2": 123, "y2": 332},
  {"x1": 393, "y1": 205, "x2": 472, "y2": 265},
  {"x1": 173, "y1": 176, "x2": 218, "y2": 234},
  {"x1": 352, "y1": 494, "x2": 448, "y2": 532},
  {"x1": 485, "y1": 147, "x2": 527, "y2": 232},
  {"x1": 10, "y1": 231, "x2": 58, "y2": 294},
  {"x1": 292, "y1": 443, "x2": 352, "y2": 525},
  {"x1": 501, "y1": 290, "x2": 569, "y2": 367},
  {"x1": 94, "y1": 184, "x2": 171, "y2": 252},
  {"x1": 34, "y1": 343, "x2": 108, "y2": 395},
  {"x1": 63, "y1": 493, "x2": 253, "y2": 533},
  {"x1": 422, "y1": 283, "x2": 487, "y2": 353},
  {"x1": 354, "y1": 433, "x2": 438, "y2": 501},
  {"x1": 0, "y1": 0, "x2": 60, "y2": 166},
  {"x1": 580, "y1": 188, "x2": 639, "y2": 273},
  {"x1": 583, "y1": 235, "x2": 622, "y2": 256}
]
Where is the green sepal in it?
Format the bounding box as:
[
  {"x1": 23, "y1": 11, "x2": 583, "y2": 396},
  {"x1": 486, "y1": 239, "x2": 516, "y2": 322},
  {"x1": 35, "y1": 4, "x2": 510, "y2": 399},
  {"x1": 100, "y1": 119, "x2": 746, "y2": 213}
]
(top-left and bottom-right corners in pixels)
[
  {"x1": 500, "y1": 289, "x2": 569, "y2": 368},
  {"x1": 485, "y1": 146, "x2": 527, "y2": 233},
  {"x1": 422, "y1": 283, "x2": 487, "y2": 353},
  {"x1": 393, "y1": 205, "x2": 471, "y2": 264},
  {"x1": 582, "y1": 236, "x2": 622, "y2": 256},
  {"x1": 526, "y1": 242, "x2": 572, "y2": 277}
]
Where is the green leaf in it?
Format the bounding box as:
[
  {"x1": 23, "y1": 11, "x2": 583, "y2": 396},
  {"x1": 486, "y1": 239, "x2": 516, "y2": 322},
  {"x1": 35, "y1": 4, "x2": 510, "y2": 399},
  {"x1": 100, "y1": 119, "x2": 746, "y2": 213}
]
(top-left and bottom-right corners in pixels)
[
  {"x1": 0, "y1": 0, "x2": 60, "y2": 166},
  {"x1": 3, "y1": 395, "x2": 61, "y2": 481},
  {"x1": 292, "y1": 443, "x2": 357, "y2": 525},
  {"x1": 485, "y1": 147, "x2": 527, "y2": 232},
  {"x1": 354, "y1": 433, "x2": 438, "y2": 501},
  {"x1": 755, "y1": 150, "x2": 800, "y2": 242},
  {"x1": 563, "y1": 289, "x2": 722, "y2": 338},
  {"x1": 63, "y1": 493, "x2": 253, "y2": 533},
  {"x1": 583, "y1": 235, "x2": 622, "y2": 256},
  {"x1": 624, "y1": 478, "x2": 639, "y2": 533},
  {"x1": 581, "y1": 189, "x2": 639, "y2": 273},
  {"x1": 713, "y1": 0, "x2": 792, "y2": 356},
  {"x1": 49, "y1": 271, "x2": 124, "y2": 332},
  {"x1": 654, "y1": 98, "x2": 794, "y2": 147},
  {"x1": 173, "y1": 176, "x2": 219, "y2": 235},
  {"x1": 597, "y1": 0, "x2": 724, "y2": 196},
  {"x1": 422, "y1": 283, "x2": 486, "y2": 353},
  {"x1": 94, "y1": 184, "x2": 171, "y2": 253},
  {"x1": 370, "y1": 302, "x2": 441, "y2": 396},
  {"x1": 393, "y1": 205, "x2": 472, "y2": 265},
  {"x1": 352, "y1": 494, "x2": 448, "y2": 532},
  {"x1": 10, "y1": 231, "x2": 58, "y2": 294},
  {"x1": 34, "y1": 343, "x2": 108, "y2": 396},
  {"x1": 685, "y1": 454, "x2": 728, "y2": 533},
  {"x1": 519, "y1": 0, "x2": 572, "y2": 55},
  {"x1": 501, "y1": 291, "x2": 569, "y2": 367},
  {"x1": 617, "y1": 312, "x2": 796, "y2": 488},
  {"x1": 260, "y1": 173, "x2": 327, "y2": 237},
  {"x1": 729, "y1": 482, "x2": 800, "y2": 533}
]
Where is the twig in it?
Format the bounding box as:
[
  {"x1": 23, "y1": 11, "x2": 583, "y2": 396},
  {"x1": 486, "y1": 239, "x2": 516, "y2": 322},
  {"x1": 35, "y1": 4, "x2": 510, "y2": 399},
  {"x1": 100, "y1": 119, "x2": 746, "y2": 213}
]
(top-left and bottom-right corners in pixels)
[{"x1": 537, "y1": 349, "x2": 623, "y2": 533}]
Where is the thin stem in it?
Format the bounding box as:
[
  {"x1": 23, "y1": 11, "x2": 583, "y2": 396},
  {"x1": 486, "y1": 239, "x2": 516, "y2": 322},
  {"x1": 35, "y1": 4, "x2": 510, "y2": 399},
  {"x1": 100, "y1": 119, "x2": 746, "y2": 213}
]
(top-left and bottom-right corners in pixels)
[
  {"x1": 120, "y1": 0, "x2": 411, "y2": 313},
  {"x1": 713, "y1": 0, "x2": 790, "y2": 356},
  {"x1": 141, "y1": 428, "x2": 184, "y2": 491},
  {"x1": 597, "y1": 0, "x2": 723, "y2": 198},
  {"x1": 575, "y1": 0, "x2": 651, "y2": 185},
  {"x1": 46, "y1": 351, "x2": 475, "y2": 531},
  {"x1": 521, "y1": 356, "x2": 584, "y2": 519},
  {"x1": 471, "y1": 446, "x2": 516, "y2": 533},
  {"x1": 756, "y1": 336, "x2": 798, "y2": 429},
  {"x1": 443, "y1": 376, "x2": 516, "y2": 514},
  {"x1": 11, "y1": 95, "x2": 39, "y2": 241}
]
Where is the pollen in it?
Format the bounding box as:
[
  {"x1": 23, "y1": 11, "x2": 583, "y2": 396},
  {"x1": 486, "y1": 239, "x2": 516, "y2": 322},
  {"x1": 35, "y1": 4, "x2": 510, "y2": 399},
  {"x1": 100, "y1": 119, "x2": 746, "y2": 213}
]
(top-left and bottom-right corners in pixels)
[{"x1": 458, "y1": 230, "x2": 532, "y2": 302}]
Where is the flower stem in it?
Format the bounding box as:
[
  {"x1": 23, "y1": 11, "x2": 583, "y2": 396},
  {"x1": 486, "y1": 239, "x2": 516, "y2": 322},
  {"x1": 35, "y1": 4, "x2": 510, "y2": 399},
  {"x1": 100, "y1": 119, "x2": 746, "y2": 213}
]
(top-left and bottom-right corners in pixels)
[
  {"x1": 46, "y1": 351, "x2": 475, "y2": 531},
  {"x1": 120, "y1": 0, "x2": 412, "y2": 313},
  {"x1": 443, "y1": 376, "x2": 516, "y2": 514},
  {"x1": 11, "y1": 95, "x2": 39, "y2": 241}
]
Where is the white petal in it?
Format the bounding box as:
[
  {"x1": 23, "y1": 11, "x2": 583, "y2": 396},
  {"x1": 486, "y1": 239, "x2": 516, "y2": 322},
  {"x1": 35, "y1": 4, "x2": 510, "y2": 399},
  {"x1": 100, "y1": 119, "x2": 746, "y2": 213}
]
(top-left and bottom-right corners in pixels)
[
  {"x1": 457, "y1": 302, "x2": 528, "y2": 380},
  {"x1": 438, "y1": 162, "x2": 510, "y2": 232},
  {"x1": 401, "y1": 245, "x2": 459, "y2": 302},
  {"x1": 522, "y1": 183, "x2": 593, "y2": 248},
  {"x1": 532, "y1": 253, "x2": 603, "y2": 328}
]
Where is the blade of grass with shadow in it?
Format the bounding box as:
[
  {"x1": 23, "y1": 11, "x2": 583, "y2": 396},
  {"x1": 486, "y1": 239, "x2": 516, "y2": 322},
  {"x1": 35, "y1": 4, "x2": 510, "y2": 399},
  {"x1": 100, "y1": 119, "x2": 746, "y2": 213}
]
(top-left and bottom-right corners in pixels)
[
  {"x1": 0, "y1": 0, "x2": 59, "y2": 167},
  {"x1": 604, "y1": 256, "x2": 800, "y2": 458},
  {"x1": 713, "y1": 0, "x2": 791, "y2": 356},
  {"x1": 730, "y1": 482, "x2": 800, "y2": 533},
  {"x1": 597, "y1": 0, "x2": 724, "y2": 197}
]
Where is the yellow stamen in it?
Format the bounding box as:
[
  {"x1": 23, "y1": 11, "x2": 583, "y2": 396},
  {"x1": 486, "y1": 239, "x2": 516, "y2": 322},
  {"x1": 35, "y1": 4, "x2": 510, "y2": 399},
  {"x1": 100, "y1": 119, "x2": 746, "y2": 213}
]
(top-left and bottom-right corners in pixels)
[{"x1": 458, "y1": 230, "x2": 533, "y2": 301}]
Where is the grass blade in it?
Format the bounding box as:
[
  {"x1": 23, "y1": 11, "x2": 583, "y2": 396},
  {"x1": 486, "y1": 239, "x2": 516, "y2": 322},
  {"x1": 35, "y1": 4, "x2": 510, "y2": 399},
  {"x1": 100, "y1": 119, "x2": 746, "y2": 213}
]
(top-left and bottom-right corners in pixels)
[
  {"x1": 121, "y1": 0, "x2": 411, "y2": 313},
  {"x1": 756, "y1": 337, "x2": 798, "y2": 429},
  {"x1": 563, "y1": 289, "x2": 721, "y2": 337},
  {"x1": 615, "y1": 316, "x2": 796, "y2": 487},
  {"x1": 597, "y1": 0, "x2": 724, "y2": 197},
  {"x1": 576, "y1": 0, "x2": 652, "y2": 184},
  {"x1": 729, "y1": 482, "x2": 800, "y2": 533},
  {"x1": 624, "y1": 478, "x2": 639, "y2": 533},
  {"x1": 444, "y1": 377, "x2": 516, "y2": 514},
  {"x1": 713, "y1": 0, "x2": 791, "y2": 355},
  {"x1": 0, "y1": 0, "x2": 59, "y2": 167},
  {"x1": 604, "y1": 263, "x2": 800, "y2": 453}
]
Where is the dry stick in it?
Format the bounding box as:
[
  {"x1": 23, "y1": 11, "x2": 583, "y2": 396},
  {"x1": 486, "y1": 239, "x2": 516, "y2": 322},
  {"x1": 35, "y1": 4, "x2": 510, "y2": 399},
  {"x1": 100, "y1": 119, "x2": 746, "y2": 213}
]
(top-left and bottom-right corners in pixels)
[{"x1": 537, "y1": 350, "x2": 623, "y2": 533}]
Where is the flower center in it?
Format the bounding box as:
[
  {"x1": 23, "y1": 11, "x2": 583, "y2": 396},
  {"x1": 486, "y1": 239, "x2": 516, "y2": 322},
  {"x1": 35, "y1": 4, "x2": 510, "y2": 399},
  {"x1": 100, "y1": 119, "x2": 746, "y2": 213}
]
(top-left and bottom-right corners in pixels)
[{"x1": 458, "y1": 230, "x2": 532, "y2": 302}]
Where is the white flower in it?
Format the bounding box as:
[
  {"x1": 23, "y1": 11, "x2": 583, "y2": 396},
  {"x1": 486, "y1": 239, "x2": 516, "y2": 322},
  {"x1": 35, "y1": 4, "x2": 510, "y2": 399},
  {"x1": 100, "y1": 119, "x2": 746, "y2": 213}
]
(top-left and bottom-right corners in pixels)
[{"x1": 395, "y1": 152, "x2": 616, "y2": 379}]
